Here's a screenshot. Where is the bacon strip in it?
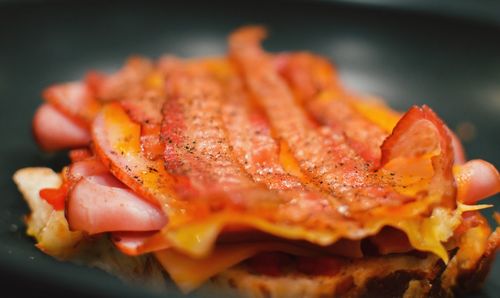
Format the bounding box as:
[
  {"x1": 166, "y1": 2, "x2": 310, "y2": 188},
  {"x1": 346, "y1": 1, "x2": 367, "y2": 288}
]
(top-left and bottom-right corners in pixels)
[
  {"x1": 275, "y1": 53, "x2": 388, "y2": 166},
  {"x1": 229, "y1": 27, "x2": 403, "y2": 212},
  {"x1": 92, "y1": 103, "x2": 177, "y2": 209},
  {"x1": 92, "y1": 56, "x2": 154, "y2": 101},
  {"x1": 380, "y1": 105, "x2": 456, "y2": 208},
  {"x1": 215, "y1": 63, "x2": 356, "y2": 225},
  {"x1": 120, "y1": 93, "x2": 166, "y2": 161},
  {"x1": 221, "y1": 72, "x2": 304, "y2": 190},
  {"x1": 160, "y1": 64, "x2": 350, "y2": 228},
  {"x1": 162, "y1": 66, "x2": 255, "y2": 195}
]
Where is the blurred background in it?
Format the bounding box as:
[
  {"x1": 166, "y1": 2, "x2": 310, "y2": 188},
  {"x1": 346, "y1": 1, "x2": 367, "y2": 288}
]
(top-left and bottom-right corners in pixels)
[{"x1": 0, "y1": 0, "x2": 499, "y2": 297}]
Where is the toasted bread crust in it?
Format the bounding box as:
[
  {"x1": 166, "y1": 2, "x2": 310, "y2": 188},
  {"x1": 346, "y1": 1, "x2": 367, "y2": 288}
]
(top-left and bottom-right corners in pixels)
[
  {"x1": 210, "y1": 227, "x2": 498, "y2": 298},
  {"x1": 210, "y1": 251, "x2": 495, "y2": 298},
  {"x1": 211, "y1": 254, "x2": 441, "y2": 298}
]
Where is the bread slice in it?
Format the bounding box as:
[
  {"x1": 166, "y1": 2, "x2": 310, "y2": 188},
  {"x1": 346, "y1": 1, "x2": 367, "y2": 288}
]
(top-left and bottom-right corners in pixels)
[{"x1": 13, "y1": 167, "x2": 498, "y2": 298}]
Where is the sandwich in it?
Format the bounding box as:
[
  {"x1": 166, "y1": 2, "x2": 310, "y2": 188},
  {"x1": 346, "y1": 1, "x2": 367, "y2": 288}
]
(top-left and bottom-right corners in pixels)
[{"x1": 13, "y1": 26, "x2": 500, "y2": 297}]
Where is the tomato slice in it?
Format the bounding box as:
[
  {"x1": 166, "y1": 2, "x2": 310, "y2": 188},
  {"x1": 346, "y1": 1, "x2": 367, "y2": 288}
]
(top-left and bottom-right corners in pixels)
[{"x1": 39, "y1": 183, "x2": 68, "y2": 211}]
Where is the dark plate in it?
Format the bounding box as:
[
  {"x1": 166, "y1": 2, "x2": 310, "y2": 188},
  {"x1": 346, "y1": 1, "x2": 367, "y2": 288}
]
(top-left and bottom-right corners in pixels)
[{"x1": 0, "y1": 1, "x2": 498, "y2": 297}]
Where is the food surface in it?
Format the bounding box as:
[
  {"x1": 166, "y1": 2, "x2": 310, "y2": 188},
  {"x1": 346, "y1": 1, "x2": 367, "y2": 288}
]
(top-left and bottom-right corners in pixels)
[{"x1": 14, "y1": 26, "x2": 500, "y2": 297}]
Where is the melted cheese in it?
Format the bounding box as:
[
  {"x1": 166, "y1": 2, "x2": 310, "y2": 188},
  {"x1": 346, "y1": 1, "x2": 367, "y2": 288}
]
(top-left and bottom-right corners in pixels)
[
  {"x1": 350, "y1": 96, "x2": 401, "y2": 133},
  {"x1": 153, "y1": 202, "x2": 492, "y2": 293},
  {"x1": 278, "y1": 140, "x2": 307, "y2": 181},
  {"x1": 154, "y1": 242, "x2": 312, "y2": 293}
]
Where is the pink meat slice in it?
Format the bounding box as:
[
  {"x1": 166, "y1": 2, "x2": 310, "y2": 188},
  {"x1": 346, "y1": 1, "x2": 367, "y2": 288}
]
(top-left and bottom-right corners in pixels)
[
  {"x1": 456, "y1": 159, "x2": 500, "y2": 204},
  {"x1": 111, "y1": 231, "x2": 157, "y2": 255},
  {"x1": 32, "y1": 103, "x2": 91, "y2": 150},
  {"x1": 65, "y1": 158, "x2": 166, "y2": 235},
  {"x1": 67, "y1": 175, "x2": 167, "y2": 235}
]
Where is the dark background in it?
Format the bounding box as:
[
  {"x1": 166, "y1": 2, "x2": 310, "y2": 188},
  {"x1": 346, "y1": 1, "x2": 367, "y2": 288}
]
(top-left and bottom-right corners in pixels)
[{"x1": 0, "y1": 1, "x2": 499, "y2": 297}]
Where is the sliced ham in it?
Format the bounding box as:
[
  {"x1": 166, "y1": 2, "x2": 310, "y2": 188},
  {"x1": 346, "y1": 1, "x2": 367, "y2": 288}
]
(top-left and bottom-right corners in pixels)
[
  {"x1": 68, "y1": 158, "x2": 109, "y2": 180},
  {"x1": 455, "y1": 159, "x2": 500, "y2": 204},
  {"x1": 43, "y1": 82, "x2": 100, "y2": 125},
  {"x1": 67, "y1": 175, "x2": 167, "y2": 235},
  {"x1": 33, "y1": 104, "x2": 91, "y2": 151},
  {"x1": 159, "y1": 64, "x2": 350, "y2": 227}
]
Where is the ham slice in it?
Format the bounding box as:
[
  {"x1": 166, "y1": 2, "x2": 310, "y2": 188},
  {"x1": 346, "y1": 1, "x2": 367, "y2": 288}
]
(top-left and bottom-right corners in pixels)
[
  {"x1": 33, "y1": 104, "x2": 91, "y2": 150},
  {"x1": 455, "y1": 159, "x2": 500, "y2": 204},
  {"x1": 67, "y1": 175, "x2": 167, "y2": 235},
  {"x1": 43, "y1": 82, "x2": 100, "y2": 126},
  {"x1": 68, "y1": 158, "x2": 109, "y2": 179}
]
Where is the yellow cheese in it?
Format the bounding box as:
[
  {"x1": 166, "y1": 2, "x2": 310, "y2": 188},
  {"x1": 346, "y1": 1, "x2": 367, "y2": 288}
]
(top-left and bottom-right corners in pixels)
[
  {"x1": 350, "y1": 96, "x2": 401, "y2": 133},
  {"x1": 154, "y1": 242, "x2": 311, "y2": 293}
]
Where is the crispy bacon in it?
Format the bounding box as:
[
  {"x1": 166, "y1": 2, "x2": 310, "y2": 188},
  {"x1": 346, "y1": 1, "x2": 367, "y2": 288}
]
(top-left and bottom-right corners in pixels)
[
  {"x1": 220, "y1": 70, "x2": 304, "y2": 191},
  {"x1": 92, "y1": 103, "x2": 177, "y2": 210},
  {"x1": 159, "y1": 63, "x2": 355, "y2": 229},
  {"x1": 92, "y1": 56, "x2": 154, "y2": 101},
  {"x1": 121, "y1": 94, "x2": 166, "y2": 161},
  {"x1": 162, "y1": 66, "x2": 256, "y2": 195},
  {"x1": 380, "y1": 105, "x2": 456, "y2": 208},
  {"x1": 275, "y1": 52, "x2": 388, "y2": 166},
  {"x1": 229, "y1": 26, "x2": 406, "y2": 212}
]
